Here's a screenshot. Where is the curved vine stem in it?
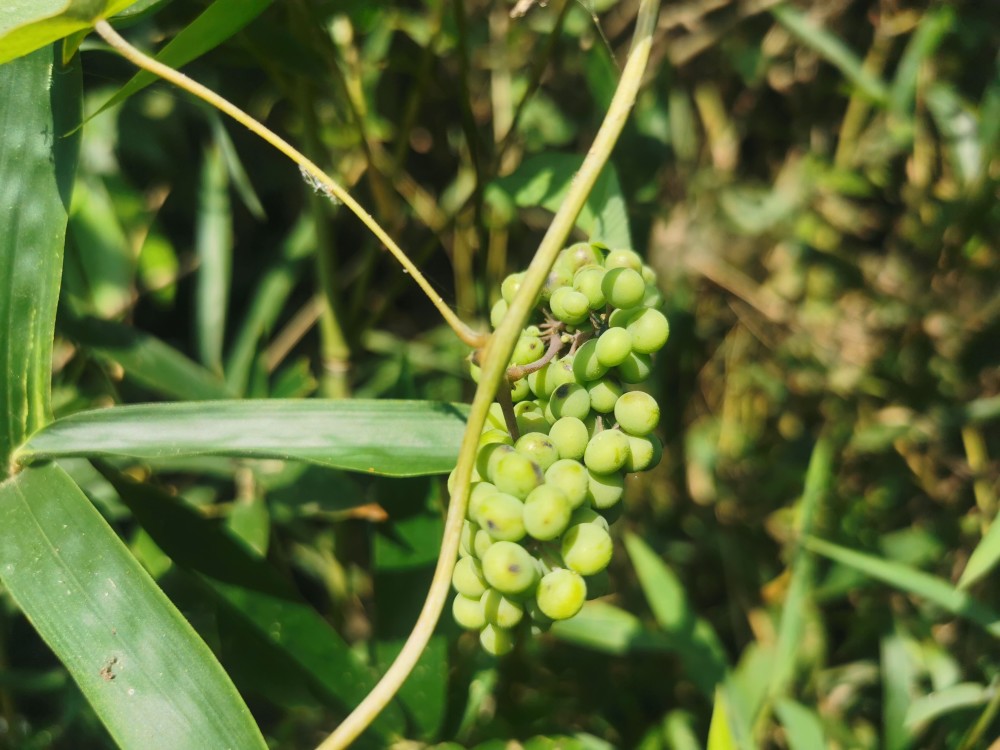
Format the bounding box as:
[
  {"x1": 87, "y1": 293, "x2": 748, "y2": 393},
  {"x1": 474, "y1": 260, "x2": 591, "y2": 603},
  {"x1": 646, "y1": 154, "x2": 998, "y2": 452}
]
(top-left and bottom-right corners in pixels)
[
  {"x1": 315, "y1": 0, "x2": 662, "y2": 746},
  {"x1": 92, "y1": 20, "x2": 487, "y2": 350}
]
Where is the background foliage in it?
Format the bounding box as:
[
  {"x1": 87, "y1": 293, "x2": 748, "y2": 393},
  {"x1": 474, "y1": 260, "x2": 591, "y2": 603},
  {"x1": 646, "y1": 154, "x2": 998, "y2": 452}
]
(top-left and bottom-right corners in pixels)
[{"x1": 0, "y1": 0, "x2": 998, "y2": 749}]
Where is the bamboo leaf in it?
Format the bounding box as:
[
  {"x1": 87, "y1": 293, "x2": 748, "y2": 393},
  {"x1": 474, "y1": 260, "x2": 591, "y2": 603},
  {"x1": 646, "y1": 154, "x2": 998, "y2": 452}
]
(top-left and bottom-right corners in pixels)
[
  {"x1": 16, "y1": 400, "x2": 468, "y2": 476},
  {"x1": 0, "y1": 45, "x2": 80, "y2": 476},
  {"x1": 0, "y1": 1, "x2": 139, "y2": 65},
  {"x1": 958, "y1": 517, "x2": 1000, "y2": 590},
  {"x1": 805, "y1": 536, "x2": 1000, "y2": 638},
  {"x1": 90, "y1": 0, "x2": 272, "y2": 119},
  {"x1": 195, "y1": 140, "x2": 232, "y2": 374},
  {"x1": 0, "y1": 462, "x2": 267, "y2": 749}
]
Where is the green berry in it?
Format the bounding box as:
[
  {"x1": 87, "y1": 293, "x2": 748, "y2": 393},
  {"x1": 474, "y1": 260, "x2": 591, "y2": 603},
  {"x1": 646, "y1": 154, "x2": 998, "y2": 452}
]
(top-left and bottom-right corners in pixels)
[
  {"x1": 616, "y1": 351, "x2": 652, "y2": 383},
  {"x1": 523, "y1": 485, "x2": 572, "y2": 540},
  {"x1": 623, "y1": 433, "x2": 662, "y2": 472},
  {"x1": 608, "y1": 306, "x2": 639, "y2": 328},
  {"x1": 573, "y1": 266, "x2": 607, "y2": 309},
  {"x1": 527, "y1": 355, "x2": 575, "y2": 398},
  {"x1": 513, "y1": 401, "x2": 549, "y2": 435},
  {"x1": 482, "y1": 541, "x2": 538, "y2": 595},
  {"x1": 595, "y1": 327, "x2": 633, "y2": 367},
  {"x1": 570, "y1": 506, "x2": 610, "y2": 532},
  {"x1": 452, "y1": 594, "x2": 486, "y2": 630},
  {"x1": 479, "y1": 623, "x2": 515, "y2": 655},
  {"x1": 614, "y1": 391, "x2": 660, "y2": 435},
  {"x1": 515, "y1": 432, "x2": 559, "y2": 471},
  {"x1": 510, "y1": 333, "x2": 545, "y2": 365},
  {"x1": 604, "y1": 248, "x2": 643, "y2": 272},
  {"x1": 468, "y1": 481, "x2": 498, "y2": 520},
  {"x1": 584, "y1": 429, "x2": 631, "y2": 474},
  {"x1": 474, "y1": 528, "x2": 494, "y2": 558},
  {"x1": 452, "y1": 556, "x2": 488, "y2": 597},
  {"x1": 490, "y1": 298, "x2": 508, "y2": 329},
  {"x1": 549, "y1": 382, "x2": 591, "y2": 421},
  {"x1": 460, "y1": 520, "x2": 479, "y2": 557},
  {"x1": 474, "y1": 491, "x2": 526, "y2": 542},
  {"x1": 548, "y1": 416, "x2": 589, "y2": 461},
  {"x1": 481, "y1": 588, "x2": 524, "y2": 629},
  {"x1": 549, "y1": 287, "x2": 590, "y2": 325},
  {"x1": 491, "y1": 450, "x2": 543, "y2": 499},
  {"x1": 536, "y1": 569, "x2": 587, "y2": 620},
  {"x1": 561, "y1": 523, "x2": 613, "y2": 576},
  {"x1": 601, "y1": 267, "x2": 646, "y2": 309},
  {"x1": 501, "y1": 272, "x2": 525, "y2": 304},
  {"x1": 544, "y1": 459, "x2": 589, "y2": 509},
  {"x1": 542, "y1": 265, "x2": 574, "y2": 300},
  {"x1": 626, "y1": 308, "x2": 670, "y2": 354},
  {"x1": 586, "y1": 469, "x2": 625, "y2": 509},
  {"x1": 483, "y1": 443, "x2": 515, "y2": 483},
  {"x1": 555, "y1": 242, "x2": 603, "y2": 277},
  {"x1": 510, "y1": 377, "x2": 531, "y2": 402},
  {"x1": 641, "y1": 264, "x2": 658, "y2": 284},
  {"x1": 587, "y1": 377, "x2": 623, "y2": 413},
  {"x1": 572, "y1": 339, "x2": 608, "y2": 382}
]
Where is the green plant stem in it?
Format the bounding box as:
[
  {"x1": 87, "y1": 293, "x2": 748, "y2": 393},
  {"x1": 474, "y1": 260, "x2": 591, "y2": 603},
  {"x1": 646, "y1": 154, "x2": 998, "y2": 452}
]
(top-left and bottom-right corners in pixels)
[
  {"x1": 92, "y1": 20, "x2": 486, "y2": 350},
  {"x1": 314, "y1": 0, "x2": 661, "y2": 746}
]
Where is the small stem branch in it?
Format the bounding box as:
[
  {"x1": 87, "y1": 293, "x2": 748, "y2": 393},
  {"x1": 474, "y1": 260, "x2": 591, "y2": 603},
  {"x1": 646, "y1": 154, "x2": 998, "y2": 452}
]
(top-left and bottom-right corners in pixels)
[
  {"x1": 93, "y1": 20, "x2": 486, "y2": 350},
  {"x1": 506, "y1": 329, "x2": 563, "y2": 381},
  {"x1": 313, "y1": 0, "x2": 661, "y2": 746}
]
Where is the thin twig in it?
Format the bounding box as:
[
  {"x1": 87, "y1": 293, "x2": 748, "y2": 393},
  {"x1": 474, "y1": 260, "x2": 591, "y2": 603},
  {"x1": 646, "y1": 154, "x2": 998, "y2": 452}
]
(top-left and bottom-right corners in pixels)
[
  {"x1": 314, "y1": 0, "x2": 662, "y2": 745},
  {"x1": 92, "y1": 20, "x2": 487, "y2": 350},
  {"x1": 506, "y1": 329, "x2": 564, "y2": 381},
  {"x1": 497, "y1": 385, "x2": 520, "y2": 442}
]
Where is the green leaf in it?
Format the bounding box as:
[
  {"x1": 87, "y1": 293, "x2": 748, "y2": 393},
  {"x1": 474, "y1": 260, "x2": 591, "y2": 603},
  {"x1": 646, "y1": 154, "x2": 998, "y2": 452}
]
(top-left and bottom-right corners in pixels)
[
  {"x1": 0, "y1": 462, "x2": 267, "y2": 749},
  {"x1": 486, "y1": 154, "x2": 632, "y2": 248},
  {"x1": 768, "y1": 435, "x2": 834, "y2": 701},
  {"x1": 804, "y1": 536, "x2": 1000, "y2": 638},
  {"x1": 905, "y1": 682, "x2": 992, "y2": 731},
  {"x1": 550, "y1": 601, "x2": 672, "y2": 654},
  {"x1": 770, "y1": 4, "x2": 888, "y2": 104},
  {"x1": 707, "y1": 686, "x2": 737, "y2": 750},
  {"x1": 624, "y1": 533, "x2": 729, "y2": 697},
  {"x1": 0, "y1": 1, "x2": 139, "y2": 66},
  {"x1": 774, "y1": 699, "x2": 827, "y2": 750},
  {"x1": 195, "y1": 139, "x2": 232, "y2": 374},
  {"x1": 958, "y1": 517, "x2": 1000, "y2": 590},
  {"x1": 91, "y1": 0, "x2": 272, "y2": 118},
  {"x1": 99, "y1": 465, "x2": 405, "y2": 739},
  {"x1": 925, "y1": 84, "x2": 983, "y2": 186},
  {"x1": 59, "y1": 310, "x2": 235, "y2": 400},
  {"x1": 0, "y1": 45, "x2": 81, "y2": 476},
  {"x1": 16, "y1": 400, "x2": 468, "y2": 476},
  {"x1": 881, "y1": 631, "x2": 919, "y2": 750}
]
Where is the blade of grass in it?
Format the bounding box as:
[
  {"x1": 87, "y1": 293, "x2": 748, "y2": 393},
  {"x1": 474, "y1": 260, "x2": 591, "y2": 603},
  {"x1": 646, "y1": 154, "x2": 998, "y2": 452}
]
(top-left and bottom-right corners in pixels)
[
  {"x1": 194, "y1": 140, "x2": 232, "y2": 374},
  {"x1": 15, "y1": 400, "x2": 468, "y2": 476},
  {"x1": 624, "y1": 533, "x2": 729, "y2": 698},
  {"x1": 774, "y1": 699, "x2": 827, "y2": 750},
  {"x1": 0, "y1": 463, "x2": 267, "y2": 749},
  {"x1": 958, "y1": 518, "x2": 1000, "y2": 589},
  {"x1": 59, "y1": 310, "x2": 234, "y2": 400},
  {"x1": 757, "y1": 434, "x2": 835, "y2": 734},
  {"x1": 89, "y1": 0, "x2": 272, "y2": 119},
  {"x1": 804, "y1": 536, "x2": 1000, "y2": 638},
  {"x1": 99, "y1": 465, "x2": 406, "y2": 740},
  {"x1": 770, "y1": 4, "x2": 888, "y2": 104},
  {"x1": 0, "y1": 44, "x2": 80, "y2": 476}
]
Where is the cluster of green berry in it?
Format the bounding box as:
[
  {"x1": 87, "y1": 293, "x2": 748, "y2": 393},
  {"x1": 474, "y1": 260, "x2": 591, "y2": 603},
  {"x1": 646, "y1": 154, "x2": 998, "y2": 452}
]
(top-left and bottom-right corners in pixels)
[{"x1": 450, "y1": 242, "x2": 669, "y2": 655}]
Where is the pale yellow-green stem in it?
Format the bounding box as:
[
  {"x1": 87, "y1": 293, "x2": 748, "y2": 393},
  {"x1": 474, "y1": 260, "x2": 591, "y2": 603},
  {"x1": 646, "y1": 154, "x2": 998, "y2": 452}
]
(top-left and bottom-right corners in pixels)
[
  {"x1": 92, "y1": 20, "x2": 487, "y2": 350},
  {"x1": 315, "y1": 0, "x2": 662, "y2": 746}
]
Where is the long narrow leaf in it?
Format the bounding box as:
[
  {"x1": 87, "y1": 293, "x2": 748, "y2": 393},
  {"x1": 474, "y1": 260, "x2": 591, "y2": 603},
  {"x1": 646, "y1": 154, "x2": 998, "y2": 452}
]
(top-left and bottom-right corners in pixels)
[
  {"x1": 16, "y1": 399, "x2": 468, "y2": 476},
  {"x1": 99, "y1": 465, "x2": 406, "y2": 740},
  {"x1": 91, "y1": 0, "x2": 272, "y2": 118},
  {"x1": 805, "y1": 536, "x2": 1000, "y2": 638},
  {"x1": 195, "y1": 140, "x2": 232, "y2": 373},
  {"x1": 0, "y1": 463, "x2": 267, "y2": 749},
  {"x1": 958, "y1": 518, "x2": 1000, "y2": 590},
  {"x1": 0, "y1": 45, "x2": 80, "y2": 474}
]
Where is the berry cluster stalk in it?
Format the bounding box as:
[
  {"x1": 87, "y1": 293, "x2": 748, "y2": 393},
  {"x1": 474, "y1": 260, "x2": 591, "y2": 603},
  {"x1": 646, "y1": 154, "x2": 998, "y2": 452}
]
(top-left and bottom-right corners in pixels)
[{"x1": 318, "y1": 0, "x2": 662, "y2": 745}]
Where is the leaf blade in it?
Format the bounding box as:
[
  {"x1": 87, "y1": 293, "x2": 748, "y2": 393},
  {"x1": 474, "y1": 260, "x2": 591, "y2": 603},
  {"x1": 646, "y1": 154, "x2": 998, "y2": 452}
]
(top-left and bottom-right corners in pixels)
[
  {"x1": 17, "y1": 399, "x2": 468, "y2": 476},
  {"x1": 0, "y1": 463, "x2": 267, "y2": 750}
]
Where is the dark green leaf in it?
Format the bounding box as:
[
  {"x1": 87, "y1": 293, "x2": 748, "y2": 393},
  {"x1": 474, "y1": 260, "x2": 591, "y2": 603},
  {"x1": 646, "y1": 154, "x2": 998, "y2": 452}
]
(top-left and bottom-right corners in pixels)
[
  {"x1": 0, "y1": 1, "x2": 139, "y2": 65},
  {"x1": 91, "y1": 0, "x2": 272, "y2": 118},
  {"x1": 17, "y1": 399, "x2": 468, "y2": 476},
  {"x1": 0, "y1": 44, "x2": 80, "y2": 476},
  {"x1": 0, "y1": 462, "x2": 267, "y2": 749}
]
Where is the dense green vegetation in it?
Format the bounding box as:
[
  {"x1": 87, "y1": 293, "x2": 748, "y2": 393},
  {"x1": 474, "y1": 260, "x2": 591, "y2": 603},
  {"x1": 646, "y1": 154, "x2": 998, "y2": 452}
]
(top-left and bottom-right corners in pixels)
[{"x1": 0, "y1": 1, "x2": 997, "y2": 749}]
